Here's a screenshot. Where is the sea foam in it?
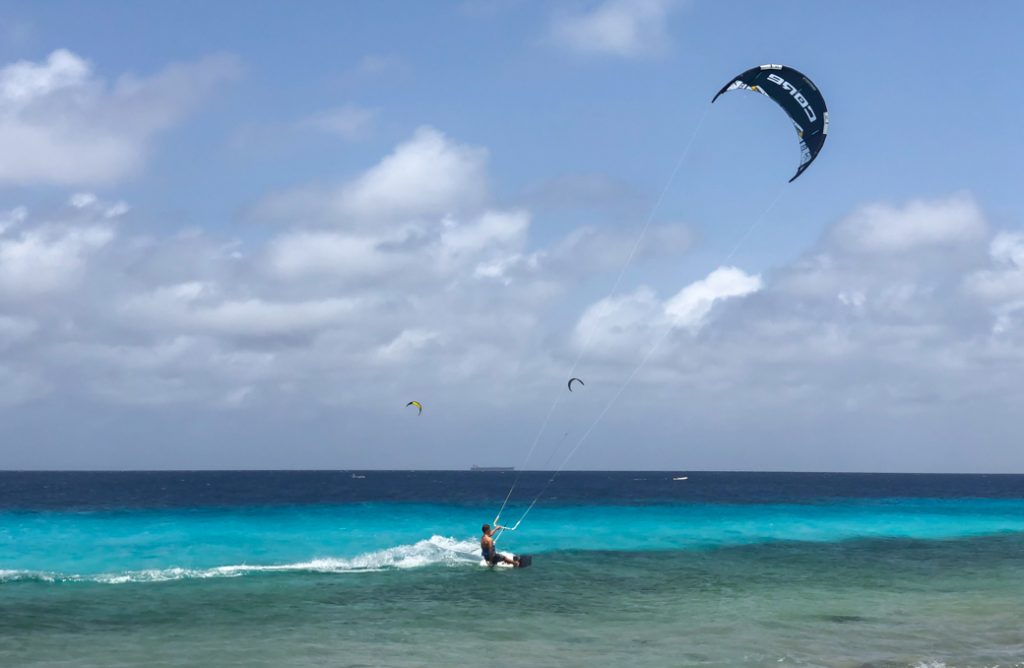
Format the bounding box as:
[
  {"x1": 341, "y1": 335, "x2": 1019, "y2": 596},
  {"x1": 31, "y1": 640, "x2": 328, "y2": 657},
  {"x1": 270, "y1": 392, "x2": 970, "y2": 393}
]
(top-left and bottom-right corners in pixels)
[{"x1": 0, "y1": 535, "x2": 480, "y2": 585}]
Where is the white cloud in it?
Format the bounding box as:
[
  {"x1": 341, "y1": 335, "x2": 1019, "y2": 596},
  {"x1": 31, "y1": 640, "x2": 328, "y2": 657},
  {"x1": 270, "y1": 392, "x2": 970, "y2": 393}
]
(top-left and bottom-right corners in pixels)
[
  {"x1": 574, "y1": 266, "x2": 762, "y2": 356},
  {"x1": 0, "y1": 49, "x2": 89, "y2": 105},
  {"x1": 664, "y1": 267, "x2": 763, "y2": 330},
  {"x1": 338, "y1": 126, "x2": 488, "y2": 221},
  {"x1": 69, "y1": 192, "x2": 98, "y2": 208},
  {"x1": 440, "y1": 210, "x2": 529, "y2": 266},
  {"x1": 256, "y1": 131, "x2": 532, "y2": 288},
  {"x1": 990, "y1": 232, "x2": 1024, "y2": 267},
  {"x1": 254, "y1": 126, "x2": 489, "y2": 226},
  {"x1": 265, "y1": 209, "x2": 529, "y2": 283},
  {"x1": 964, "y1": 232, "x2": 1024, "y2": 304},
  {"x1": 469, "y1": 222, "x2": 692, "y2": 285},
  {"x1": 557, "y1": 193, "x2": 1024, "y2": 447},
  {"x1": 376, "y1": 329, "x2": 440, "y2": 363},
  {"x1": 267, "y1": 231, "x2": 402, "y2": 280},
  {"x1": 104, "y1": 201, "x2": 131, "y2": 218},
  {"x1": 55, "y1": 335, "x2": 282, "y2": 405},
  {"x1": 838, "y1": 290, "x2": 866, "y2": 311},
  {"x1": 549, "y1": 0, "x2": 680, "y2": 58},
  {"x1": 3, "y1": 126, "x2": 1024, "y2": 470},
  {"x1": 831, "y1": 194, "x2": 986, "y2": 254},
  {"x1": 0, "y1": 222, "x2": 114, "y2": 297},
  {"x1": 0, "y1": 49, "x2": 239, "y2": 186},
  {"x1": 573, "y1": 286, "x2": 663, "y2": 358},
  {"x1": 122, "y1": 282, "x2": 363, "y2": 338}
]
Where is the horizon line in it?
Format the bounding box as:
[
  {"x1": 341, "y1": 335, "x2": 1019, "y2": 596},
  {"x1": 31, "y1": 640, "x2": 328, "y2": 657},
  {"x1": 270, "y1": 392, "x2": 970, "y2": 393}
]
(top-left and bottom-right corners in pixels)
[{"x1": 1, "y1": 469, "x2": 1022, "y2": 476}]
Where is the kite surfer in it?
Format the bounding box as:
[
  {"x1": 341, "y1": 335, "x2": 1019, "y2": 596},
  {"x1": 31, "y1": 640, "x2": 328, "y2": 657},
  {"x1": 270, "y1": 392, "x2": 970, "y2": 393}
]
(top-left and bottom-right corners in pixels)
[{"x1": 481, "y1": 524, "x2": 519, "y2": 568}]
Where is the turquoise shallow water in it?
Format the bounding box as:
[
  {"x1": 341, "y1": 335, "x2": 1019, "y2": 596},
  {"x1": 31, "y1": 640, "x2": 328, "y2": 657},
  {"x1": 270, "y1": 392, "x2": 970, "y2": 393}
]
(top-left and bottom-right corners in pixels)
[
  {"x1": 3, "y1": 498, "x2": 1024, "y2": 581},
  {"x1": 2, "y1": 472, "x2": 1023, "y2": 667}
]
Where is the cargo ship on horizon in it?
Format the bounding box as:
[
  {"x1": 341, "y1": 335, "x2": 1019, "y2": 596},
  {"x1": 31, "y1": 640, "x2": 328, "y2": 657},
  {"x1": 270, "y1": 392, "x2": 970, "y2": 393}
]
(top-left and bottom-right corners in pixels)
[{"x1": 470, "y1": 465, "x2": 514, "y2": 472}]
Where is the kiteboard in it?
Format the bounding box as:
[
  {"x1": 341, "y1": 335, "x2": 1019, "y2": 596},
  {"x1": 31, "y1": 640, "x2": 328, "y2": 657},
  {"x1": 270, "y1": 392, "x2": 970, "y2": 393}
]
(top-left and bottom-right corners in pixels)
[{"x1": 480, "y1": 552, "x2": 532, "y2": 569}]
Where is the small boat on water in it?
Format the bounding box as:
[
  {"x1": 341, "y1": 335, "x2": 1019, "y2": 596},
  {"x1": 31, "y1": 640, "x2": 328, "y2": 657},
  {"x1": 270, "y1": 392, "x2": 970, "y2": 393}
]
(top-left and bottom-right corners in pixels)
[{"x1": 673, "y1": 476, "x2": 688, "y2": 481}]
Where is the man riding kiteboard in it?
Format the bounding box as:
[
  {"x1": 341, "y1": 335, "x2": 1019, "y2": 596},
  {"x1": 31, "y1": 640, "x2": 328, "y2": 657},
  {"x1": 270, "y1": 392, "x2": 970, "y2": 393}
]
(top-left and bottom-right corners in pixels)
[{"x1": 480, "y1": 524, "x2": 520, "y2": 568}]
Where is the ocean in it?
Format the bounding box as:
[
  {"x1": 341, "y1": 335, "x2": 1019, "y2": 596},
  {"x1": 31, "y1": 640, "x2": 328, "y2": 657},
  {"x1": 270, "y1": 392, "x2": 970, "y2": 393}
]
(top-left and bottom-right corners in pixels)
[{"x1": 1, "y1": 471, "x2": 1022, "y2": 667}]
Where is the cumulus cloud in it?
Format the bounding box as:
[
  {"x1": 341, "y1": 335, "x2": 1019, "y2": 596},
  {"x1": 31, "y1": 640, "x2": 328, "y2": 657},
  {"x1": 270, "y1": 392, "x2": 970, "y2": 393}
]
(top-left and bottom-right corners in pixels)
[
  {"x1": 2, "y1": 124, "x2": 699, "y2": 420},
  {"x1": 675, "y1": 195, "x2": 1024, "y2": 419},
  {"x1": 572, "y1": 286, "x2": 663, "y2": 358},
  {"x1": 469, "y1": 222, "x2": 692, "y2": 286},
  {"x1": 831, "y1": 194, "x2": 986, "y2": 254},
  {"x1": 0, "y1": 49, "x2": 239, "y2": 186},
  {"x1": 2, "y1": 119, "x2": 1024, "y2": 470},
  {"x1": 439, "y1": 210, "x2": 528, "y2": 267},
  {"x1": 254, "y1": 126, "x2": 489, "y2": 225},
  {"x1": 548, "y1": 0, "x2": 681, "y2": 58},
  {"x1": 69, "y1": 193, "x2": 98, "y2": 209},
  {"x1": 68, "y1": 191, "x2": 131, "y2": 218},
  {"x1": 122, "y1": 282, "x2": 364, "y2": 339},
  {"x1": 964, "y1": 232, "x2": 1024, "y2": 302},
  {"x1": 340, "y1": 126, "x2": 488, "y2": 220},
  {"x1": 574, "y1": 266, "x2": 762, "y2": 357},
  {"x1": 267, "y1": 230, "x2": 404, "y2": 281},
  {"x1": 264, "y1": 209, "x2": 531, "y2": 286},
  {"x1": 0, "y1": 129, "x2": 557, "y2": 410},
  {"x1": 543, "y1": 191, "x2": 1024, "y2": 471},
  {"x1": 664, "y1": 267, "x2": 763, "y2": 330},
  {"x1": 0, "y1": 219, "x2": 114, "y2": 297}
]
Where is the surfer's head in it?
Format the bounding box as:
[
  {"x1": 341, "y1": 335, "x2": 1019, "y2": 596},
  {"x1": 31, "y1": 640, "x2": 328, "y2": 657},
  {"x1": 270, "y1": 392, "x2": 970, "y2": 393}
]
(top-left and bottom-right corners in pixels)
[{"x1": 482, "y1": 524, "x2": 491, "y2": 535}]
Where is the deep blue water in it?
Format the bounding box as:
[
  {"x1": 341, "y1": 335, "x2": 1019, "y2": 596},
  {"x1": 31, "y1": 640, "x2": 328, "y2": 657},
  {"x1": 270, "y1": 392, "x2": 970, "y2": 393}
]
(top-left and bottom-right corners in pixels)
[{"x1": 3, "y1": 470, "x2": 1022, "y2": 509}]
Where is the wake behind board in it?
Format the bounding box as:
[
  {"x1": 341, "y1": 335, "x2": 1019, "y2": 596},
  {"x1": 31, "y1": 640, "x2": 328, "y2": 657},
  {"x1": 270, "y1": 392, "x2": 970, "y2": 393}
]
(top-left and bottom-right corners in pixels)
[{"x1": 480, "y1": 552, "x2": 533, "y2": 569}]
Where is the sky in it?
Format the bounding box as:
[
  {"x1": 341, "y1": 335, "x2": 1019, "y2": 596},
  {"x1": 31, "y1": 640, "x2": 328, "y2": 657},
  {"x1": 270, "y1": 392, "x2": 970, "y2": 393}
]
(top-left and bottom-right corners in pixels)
[{"x1": 1, "y1": 0, "x2": 1023, "y2": 471}]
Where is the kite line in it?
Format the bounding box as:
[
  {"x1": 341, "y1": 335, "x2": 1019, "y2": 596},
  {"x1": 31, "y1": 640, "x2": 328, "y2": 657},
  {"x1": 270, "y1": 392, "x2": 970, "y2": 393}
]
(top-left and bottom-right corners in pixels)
[{"x1": 493, "y1": 105, "x2": 712, "y2": 533}]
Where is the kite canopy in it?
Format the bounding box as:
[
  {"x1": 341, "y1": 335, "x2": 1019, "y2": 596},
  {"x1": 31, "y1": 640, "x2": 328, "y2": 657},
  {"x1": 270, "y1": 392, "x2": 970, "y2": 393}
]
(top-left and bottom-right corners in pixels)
[
  {"x1": 567, "y1": 378, "x2": 584, "y2": 392},
  {"x1": 712, "y1": 64, "x2": 828, "y2": 182},
  {"x1": 406, "y1": 401, "x2": 423, "y2": 415}
]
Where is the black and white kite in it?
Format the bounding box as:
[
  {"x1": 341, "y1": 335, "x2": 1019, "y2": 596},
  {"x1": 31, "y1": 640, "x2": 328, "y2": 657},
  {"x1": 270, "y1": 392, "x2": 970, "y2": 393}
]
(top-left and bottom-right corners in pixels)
[{"x1": 712, "y1": 64, "x2": 829, "y2": 182}]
